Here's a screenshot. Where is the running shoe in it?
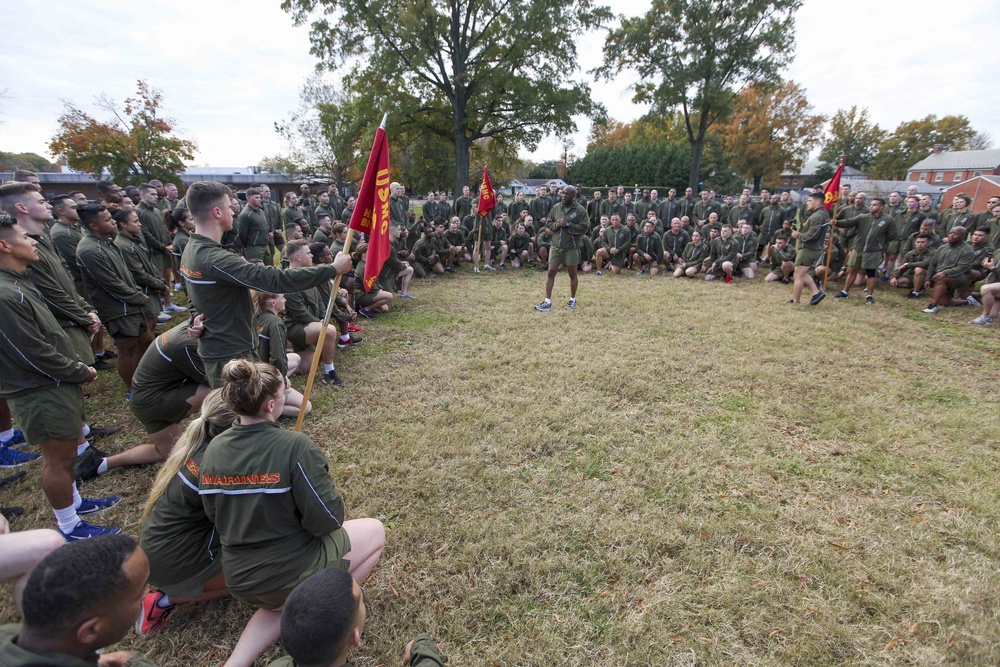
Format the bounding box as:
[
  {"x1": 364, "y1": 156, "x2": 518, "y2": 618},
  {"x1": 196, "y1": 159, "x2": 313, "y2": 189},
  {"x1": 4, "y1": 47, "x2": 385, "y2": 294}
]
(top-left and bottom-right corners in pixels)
[
  {"x1": 0, "y1": 429, "x2": 25, "y2": 446},
  {"x1": 77, "y1": 495, "x2": 122, "y2": 515},
  {"x1": 136, "y1": 589, "x2": 174, "y2": 636},
  {"x1": 534, "y1": 301, "x2": 551, "y2": 312},
  {"x1": 0, "y1": 445, "x2": 40, "y2": 469},
  {"x1": 322, "y1": 370, "x2": 345, "y2": 387},
  {"x1": 61, "y1": 520, "x2": 121, "y2": 541}
]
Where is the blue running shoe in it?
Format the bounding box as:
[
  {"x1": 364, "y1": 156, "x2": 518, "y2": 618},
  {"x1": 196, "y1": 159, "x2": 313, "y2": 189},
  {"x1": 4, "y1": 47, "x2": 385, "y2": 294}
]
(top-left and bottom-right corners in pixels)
[
  {"x1": 77, "y1": 495, "x2": 122, "y2": 516},
  {"x1": 60, "y1": 520, "x2": 122, "y2": 541},
  {"x1": 0, "y1": 445, "x2": 40, "y2": 469},
  {"x1": 0, "y1": 429, "x2": 25, "y2": 446}
]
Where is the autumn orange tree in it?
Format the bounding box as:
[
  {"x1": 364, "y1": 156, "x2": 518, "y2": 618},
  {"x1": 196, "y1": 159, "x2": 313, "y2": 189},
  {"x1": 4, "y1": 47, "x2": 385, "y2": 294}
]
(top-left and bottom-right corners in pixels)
[
  {"x1": 720, "y1": 81, "x2": 825, "y2": 192},
  {"x1": 49, "y1": 80, "x2": 196, "y2": 186}
]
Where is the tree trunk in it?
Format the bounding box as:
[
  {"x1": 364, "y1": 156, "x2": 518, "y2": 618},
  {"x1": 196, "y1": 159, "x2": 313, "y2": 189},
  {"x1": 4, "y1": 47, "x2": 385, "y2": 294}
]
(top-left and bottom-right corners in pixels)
[
  {"x1": 688, "y1": 138, "x2": 705, "y2": 192},
  {"x1": 454, "y1": 131, "x2": 470, "y2": 196},
  {"x1": 753, "y1": 174, "x2": 763, "y2": 193}
]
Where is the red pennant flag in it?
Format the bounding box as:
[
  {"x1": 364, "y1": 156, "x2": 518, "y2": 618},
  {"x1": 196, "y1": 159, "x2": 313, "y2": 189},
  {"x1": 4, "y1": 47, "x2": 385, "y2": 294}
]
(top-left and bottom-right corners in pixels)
[
  {"x1": 348, "y1": 124, "x2": 392, "y2": 293},
  {"x1": 823, "y1": 163, "x2": 845, "y2": 213},
  {"x1": 477, "y1": 167, "x2": 496, "y2": 217}
]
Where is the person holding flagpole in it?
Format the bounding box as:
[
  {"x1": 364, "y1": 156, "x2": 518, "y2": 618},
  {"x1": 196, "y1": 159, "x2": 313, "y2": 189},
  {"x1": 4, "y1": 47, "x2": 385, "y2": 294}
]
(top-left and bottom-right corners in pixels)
[
  {"x1": 789, "y1": 191, "x2": 829, "y2": 305},
  {"x1": 472, "y1": 168, "x2": 496, "y2": 273},
  {"x1": 535, "y1": 186, "x2": 589, "y2": 311}
]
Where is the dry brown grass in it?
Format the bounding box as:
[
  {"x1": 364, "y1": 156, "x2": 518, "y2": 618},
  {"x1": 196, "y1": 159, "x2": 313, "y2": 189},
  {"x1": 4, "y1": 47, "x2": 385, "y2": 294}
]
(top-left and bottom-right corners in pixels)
[{"x1": 3, "y1": 268, "x2": 1000, "y2": 666}]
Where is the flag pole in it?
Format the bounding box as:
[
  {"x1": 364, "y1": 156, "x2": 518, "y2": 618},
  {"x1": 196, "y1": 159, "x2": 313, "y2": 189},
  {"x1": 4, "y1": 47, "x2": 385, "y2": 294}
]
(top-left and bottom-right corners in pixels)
[
  {"x1": 295, "y1": 112, "x2": 388, "y2": 432},
  {"x1": 822, "y1": 155, "x2": 845, "y2": 280}
]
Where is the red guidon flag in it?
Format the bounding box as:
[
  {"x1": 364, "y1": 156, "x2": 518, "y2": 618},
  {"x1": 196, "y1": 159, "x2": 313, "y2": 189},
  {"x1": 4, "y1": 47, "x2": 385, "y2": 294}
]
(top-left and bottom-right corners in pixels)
[
  {"x1": 823, "y1": 163, "x2": 845, "y2": 213},
  {"x1": 348, "y1": 124, "x2": 391, "y2": 292},
  {"x1": 477, "y1": 167, "x2": 496, "y2": 217}
]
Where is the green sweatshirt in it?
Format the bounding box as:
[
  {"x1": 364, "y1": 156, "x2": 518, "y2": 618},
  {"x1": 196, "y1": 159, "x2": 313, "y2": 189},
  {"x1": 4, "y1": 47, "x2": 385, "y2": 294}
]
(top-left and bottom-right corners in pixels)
[
  {"x1": 662, "y1": 230, "x2": 691, "y2": 258},
  {"x1": 769, "y1": 244, "x2": 796, "y2": 266},
  {"x1": 0, "y1": 268, "x2": 93, "y2": 398},
  {"x1": 929, "y1": 241, "x2": 975, "y2": 277},
  {"x1": 284, "y1": 284, "x2": 325, "y2": 326},
  {"x1": 680, "y1": 241, "x2": 709, "y2": 268},
  {"x1": 114, "y1": 231, "x2": 166, "y2": 318},
  {"x1": 267, "y1": 634, "x2": 442, "y2": 667},
  {"x1": 545, "y1": 201, "x2": 589, "y2": 250},
  {"x1": 137, "y1": 201, "x2": 171, "y2": 256},
  {"x1": 838, "y1": 212, "x2": 897, "y2": 254},
  {"x1": 180, "y1": 233, "x2": 337, "y2": 362},
  {"x1": 237, "y1": 205, "x2": 272, "y2": 248},
  {"x1": 894, "y1": 248, "x2": 932, "y2": 279},
  {"x1": 27, "y1": 233, "x2": 94, "y2": 330},
  {"x1": 0, "y1": 626, "x2": 157, "y2": 667},
  {"x1": 411, "y1": 236, "x2": 438, "y2": 269},
  {"x1": 708, "y1": 236, "x2": 739, "y2": 267},
  {"x1": 199, "y1": 421, "x2": 346, "y2": 597},
  {"x1": 797, "y1": 209, "x2": 829, "y2": 252},
  {"x1": 77, "y1": 230, "x2": 148, "y2": 321},
  {"x1": 255, "y1": 310, "x2": 290, "y2": 378},
  {"x1": 634, "y1": 232, "x2": 662, "y2": 259},
  {"x1": 139, "y1": 435, "x2": 218, "y2": 592},
  {"x1": 48, "y1": 220, "x2": 84, "y2": 284},
  {"x1": 131, "y1": 322, "x2": 206, "y2": 404}
]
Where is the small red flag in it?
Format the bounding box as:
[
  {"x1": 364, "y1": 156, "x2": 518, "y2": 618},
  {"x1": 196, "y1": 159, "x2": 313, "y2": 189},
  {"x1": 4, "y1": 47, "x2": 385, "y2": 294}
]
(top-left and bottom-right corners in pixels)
[
  {"x1": 348, "y1": 124, "x2": 392, "y2": 293},
  {"x1": 477, "y1": 167, "x2": 496, "y2": 217},
  {"x1": 823, "y1": 163, "x2": 845, "y2": 213}
]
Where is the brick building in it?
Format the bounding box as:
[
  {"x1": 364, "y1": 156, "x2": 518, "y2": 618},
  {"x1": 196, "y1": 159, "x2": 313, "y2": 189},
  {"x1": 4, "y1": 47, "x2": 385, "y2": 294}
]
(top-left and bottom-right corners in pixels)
[{"x1": 906, "y1": 147, "x2": 1000, "y2": 186}]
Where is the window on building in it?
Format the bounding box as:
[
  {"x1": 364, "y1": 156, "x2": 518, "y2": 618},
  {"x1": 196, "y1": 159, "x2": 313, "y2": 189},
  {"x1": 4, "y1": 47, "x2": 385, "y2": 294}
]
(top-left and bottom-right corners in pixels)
[
  {"x1": 974, "y1": 171, "x2": 982, "y2": 177},
  {"x1": 919, "y1": 173, "x2": 926, "y2": 182},
  {"x1": 934, "y1": 172, "x2": 943, "y2": 182},
  {"x1": 783, "y1": 178, "x2": 789, "y2": 185},
  {"x1": 954, "y1": 172, "x2": 962, "y2": 182}
]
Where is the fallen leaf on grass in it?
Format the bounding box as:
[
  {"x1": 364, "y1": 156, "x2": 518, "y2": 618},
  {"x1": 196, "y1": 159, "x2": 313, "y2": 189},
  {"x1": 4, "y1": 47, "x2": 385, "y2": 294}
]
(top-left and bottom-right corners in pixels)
[
  {"x1": 885, "y1": 636, "x2": 904, "y2": 650},
  {"x1": 769, "y1": 628, "x2": 782, "y2": 638},
  {"x1": 828, "y1": 541, "x2": 850, "y2": 551},
  {"x1": 670, "y1": 636, "x2": 685, "y2": 642}
]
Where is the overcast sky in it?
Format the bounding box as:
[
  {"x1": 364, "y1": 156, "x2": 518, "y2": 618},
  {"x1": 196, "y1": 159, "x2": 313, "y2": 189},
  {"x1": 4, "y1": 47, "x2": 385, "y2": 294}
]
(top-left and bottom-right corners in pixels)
[{"x1": 2, "y1": 0, "x2": 997, "y2": 169}]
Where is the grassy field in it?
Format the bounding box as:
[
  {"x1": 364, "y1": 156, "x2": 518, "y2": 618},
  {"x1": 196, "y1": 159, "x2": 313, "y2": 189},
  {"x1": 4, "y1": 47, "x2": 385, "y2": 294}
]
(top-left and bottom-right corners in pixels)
[{"x1": 3, "y1": 267, "x2": 1000, "y2": 666}]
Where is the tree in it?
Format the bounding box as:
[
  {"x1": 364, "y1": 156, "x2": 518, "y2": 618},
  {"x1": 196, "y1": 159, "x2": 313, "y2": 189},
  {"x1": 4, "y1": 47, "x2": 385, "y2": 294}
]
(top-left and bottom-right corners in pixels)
[
  {"x1": 598, "y1": 0, "x2": 801, "y2": 191},
  {"x1": 868, "y1": 114, "x2": 978, "y2": 180},
  {"x1": 818, "y1": 106, "x2": 885, "y2": 171},
  {"x1": 970, "y1": 131, "x2": 994, "y2": 151},
  {"x1": 588, "y1": 118, "x2": 633, "y2": 152},
  {"x1": 0, "y1": 152, "x2": 56, "y2": 172},
  {"x1": 529, "y1": 161, "x2": 559, "y2": 180},
  {"x1": 49, "y1": 80, "x2": 195, "y2": 186},
  {"x1": 719, "y1": 81, "x2": 825, "y2": 192},
  {"x1": 282, "y1": 0, "x2": 610, "y2": 196}
]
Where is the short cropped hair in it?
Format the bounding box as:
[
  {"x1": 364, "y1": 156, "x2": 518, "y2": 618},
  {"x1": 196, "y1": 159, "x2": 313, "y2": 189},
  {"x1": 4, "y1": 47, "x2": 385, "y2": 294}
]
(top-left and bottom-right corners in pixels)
[
  {"x1": 280, "y1": 569, "x2": 360, "y2": 667},
  {"x1": 96, "y1": 181, "x2": 117, "y2": 196},
  {"x1": 0, "y1": 181, "x2": 42, "y2": 215},
  {"x1": 12, "y1": 169, "x2": 38, "y2": 182},
  {"x1": 78, "y1": 202, "x2": 109, "y2": 227},
  {"x1": 285, "y1": 238, "x2": 310, "y2": 259},
  {"x1": 22, "y1": 535, "x2": 138, "y2": 637},
  {"x1": 186, "y1": 181, "x2": 232, "y2": 221},
  {"x1": 245, "y1": 187, "x2": 261, "y2": 198}
]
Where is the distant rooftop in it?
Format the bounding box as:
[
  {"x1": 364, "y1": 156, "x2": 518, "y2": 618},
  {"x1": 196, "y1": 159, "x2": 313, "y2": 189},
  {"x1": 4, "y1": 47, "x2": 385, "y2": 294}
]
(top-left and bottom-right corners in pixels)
[
  {"x1": 908, "y1": 149, "x2": 1000, "y2": 171},
  {"x1": 781, "y1": 157, "x2": 866, "y2": 178}
]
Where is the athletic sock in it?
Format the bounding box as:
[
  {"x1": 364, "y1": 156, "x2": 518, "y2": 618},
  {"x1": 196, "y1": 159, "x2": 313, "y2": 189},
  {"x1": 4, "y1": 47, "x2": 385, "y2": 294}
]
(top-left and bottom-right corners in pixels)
[
  {"x1": 543, "y1": 298, "x2": 551, "y2": 305},
  {"x1": 77, "y1": 442, "x2": 90, "y2": 456},
  {"x1": 54, "y1": 505, "x2": 81, "y2": 534},
  {"x1": 569, "y1": 297, "x2": 576, "y2": 304},
  {"x1": 157, "y1": 593, "x2": 172, "y2": 608},
  {"x1": 97, "y1": 458, "x2": 109, "y2": 475},
  {"x1": 82, "y1": 423, "x2": 91, "y2": 437},
  {"x1": 324, "y1": 363, "x2": 335, "y2": 374},
  {"x1": 339, "y1": 334, "x2": 350, "y2": 342},
  {"x1": 72, "y1": 483, "x2": 82, "y2": 509},
  {"x1": 95, "y1": 351, "x2": 106, "y2": 359},
  {"x1": 0, "y1": 429, "x2": 13, "y2": 441}
]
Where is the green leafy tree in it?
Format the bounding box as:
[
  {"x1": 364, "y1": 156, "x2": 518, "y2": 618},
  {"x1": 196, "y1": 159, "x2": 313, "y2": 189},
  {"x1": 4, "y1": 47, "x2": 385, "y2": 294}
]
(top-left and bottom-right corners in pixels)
[
  {"x1": 0, "y1": 152, "x2": 56, "y2": 172},
  {"x1": 529, "y1": 161, "x2": 559, "y2": 180},
  {"x1": 598, "y1": 0, "x2": 802, "y2": 191},
  {"x1": 869, "y1": 114, "x2": 977, "y2": 180},
  {"x1": 818, "y1": 106, "x2": 885, "y2": 171},
  {"x1": 282, "y1": 0, "x2": 610, "y2": 196},
  {"x1": 49, "y1": 80, "x2": 195, "y2": 186}
]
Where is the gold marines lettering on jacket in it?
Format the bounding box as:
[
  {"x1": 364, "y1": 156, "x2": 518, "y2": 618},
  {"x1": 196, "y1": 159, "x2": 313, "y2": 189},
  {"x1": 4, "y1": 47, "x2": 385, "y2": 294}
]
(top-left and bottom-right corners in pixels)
[{"x1": 201, "y1": 473, "x2": 282, "y2": 485}]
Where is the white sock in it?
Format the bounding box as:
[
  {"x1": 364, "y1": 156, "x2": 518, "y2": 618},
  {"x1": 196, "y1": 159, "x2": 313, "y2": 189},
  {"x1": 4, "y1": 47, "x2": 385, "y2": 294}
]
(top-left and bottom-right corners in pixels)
[
  {"x1": 54, "y1": 505, "x2": 81, "y2": 533},
  {"x1": 72, "y1": 483, "x2": 82, "y2": 509},
  {"x1": 543, "y1": 298, "x2": 551, "y2": 305},
  {"x1": 324, "y1": 363, "x2": 335, "y2": 373},
  {"x1": 82, "y1": 423, "x2": 91, "y2": 437},
  {"x1": 97, "y1": 458, "x2": 109, "y2": 475},
  {"x1": 157, "y1": 593, "x2": 172, "y2": 608},
  {"x1": 0, "y1": 429, "x2": 13, "y2": 441},
  {"x1": 340, "y1": 334, "x2": 350, "y2": 342},
  {"x1": 77, "y1": 442, "x2": 90, "y2": 456},
  {"x1": 569, "y1": 297, "x2": 576, "y2": 303}
]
